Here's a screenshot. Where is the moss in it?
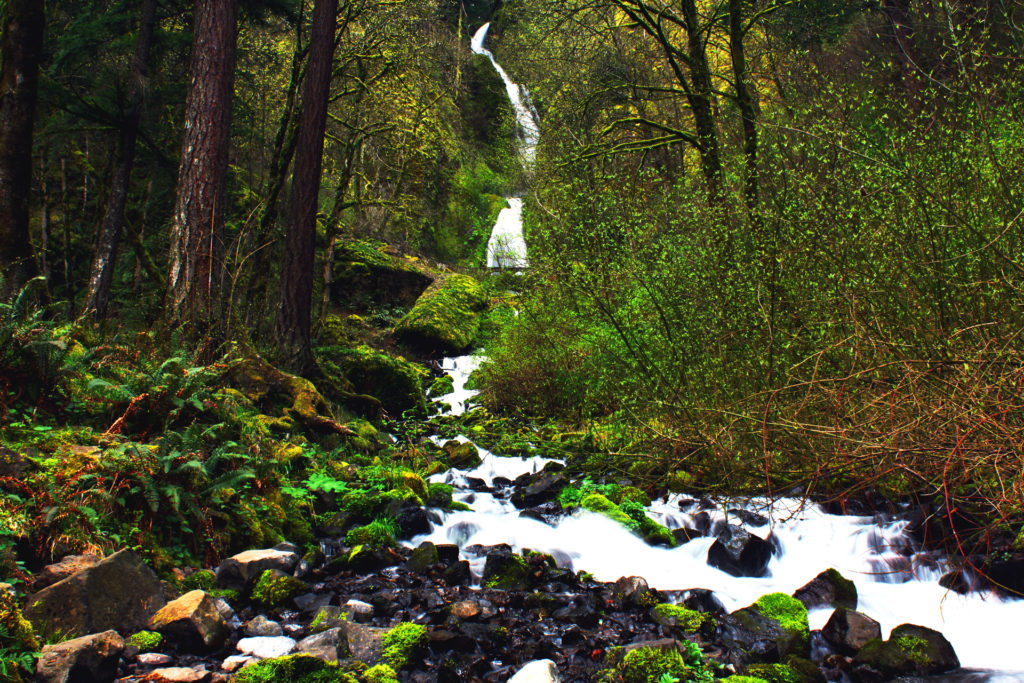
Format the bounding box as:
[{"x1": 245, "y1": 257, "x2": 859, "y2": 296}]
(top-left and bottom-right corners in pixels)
[
  {"x1": 894, "y1": 636, "x2": 932, "y2": 665},
  {"x1": 400, "y1": 472, "x2": 428, "y2": 501},
  {"x1": 821, "y1": 568, "x2": 857, "y2": 607},
  {"x1": 444, "y1": 441, "x2": 482, "y2": 469},
  {"x1": 721, "y1": 678, "x2": 769, "y2": 683},
  {"x1": 0, "y1": 586, "x2": 39, "y2": 653},
  {"x1": 613, "y1": 486, "x2": 651, "y2": 506},
  {"x1": 652, "y1": 603, "x2": 716, "y2": 633},
  {"x1": 127, "y1": 630, "x2": 163, "y2": 652},
  {"x1": 754, "y1": 593, "x2": 809, "y2": 643},
  {"x1": 207, "y1": 588, "x2": 239, "y2": 602},
  {"x1": 234, "y1": 654, "x2": 350, "y2": 683},
  {"x1": 182, "y1": 569, "x2": 216, "y2": 591},
  {"x1": 744, "y1": 664, "x2": 800, "y2": 683},
  {"x1": 427, "y1": 375, "x2": 454, "y2": 398},
  {"x1": 664, "y1": 471, "x2": 694, "y2": 492},
  {"x1": 381, "y1": 622, "x2": 427, "y2": 670},
  {"x1": 345, "y1": 519, "x2": 398, "y2": 549},
  {"x1": 362, "y1": 664, "x2": 399, "y2": 683},
  {"x1": 618, "y1": 646, "x2": 689, "y2": 683},
  {"x1": 581, "y1": 493, "x2": 637, "y2": 531},
  {"x1": 483, "y1": 552, "x2": 530, "y2": 590},
  {"x1": 317, "y1": 345, "x2": 427, "y2": 417},
  {"x1": 395, "y1": 273, "x2": 488, "y2": 354},
  {"x1": 426, "y1": 483, "x2": 454, "y2": 508},
  {"x1": 251, "y1": 569, "x2": 306, "y2": 607}
]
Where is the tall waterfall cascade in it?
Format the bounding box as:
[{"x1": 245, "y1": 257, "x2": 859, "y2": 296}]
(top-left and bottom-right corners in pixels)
[{"x1": 471, "y1": 23, "x2": 536, "y2": 269}]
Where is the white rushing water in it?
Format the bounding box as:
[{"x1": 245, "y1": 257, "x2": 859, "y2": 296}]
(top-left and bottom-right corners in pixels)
[
  {"x1": 417, "y1": 355, "x2": 1024, "y2": 678},
  {"x1": 471, "y1": 22, "x2": 535, "y2": 270}
]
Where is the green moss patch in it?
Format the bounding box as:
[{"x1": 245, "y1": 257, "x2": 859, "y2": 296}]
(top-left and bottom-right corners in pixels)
[
  {"x1": 234, "y1": 654, "x2": 353, "y2": 683},
  {"x1": 754, "y1": 593, "x2": 809, "y2": 643},
  {"x1": 381, "y1": 622, "x2": 427, "y2": 670},
  {"x1": 652, "y1": 603, "x2": 716, "y2": 633},
  {"x1": 127, "y1": 630, "x2": 163, "y2": 652},
  {"x1": 317, "y1": 344, "x2": 428, "y2": 417},
  {"x1": 251, "y1": 569, "x2": 307, "y2": 607},
  {"x1": 618, "y1": 646, "x2": 690, "y2": 683}
]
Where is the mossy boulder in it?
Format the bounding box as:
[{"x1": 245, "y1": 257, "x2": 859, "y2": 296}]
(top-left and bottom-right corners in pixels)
[
  {"x1": 605, "y1": 644, "x2": 690, "y2": 683},
  {"x1": 234, "y1": 654, "x2": 354, "y2": 683},
  {"x1": 363, "y1": 664, "x2": 398, "y2": 683},
  {"x1": 395, "y1": 274, "x2": 488, "y2": 354},
  {"x1": 792, "y1": 568, "x2": 857, "y2": 610},
  {"x1": 444, "y1": 441, "x2": 482, "y2": 469},
  {"x1": 345, "y1": 520, "x2": 398, "y2": 550},
  {"x1": 581, "y1": 493, "x2": 636, "y2": 529},
  {"x1": 317, "y1": 345, "x2": 427, "y2": 417},
  {"x1": 482, "y1": 550, "x2": 530, "y2": 590},
  {"x1": 719, "y1": 593, "x2": 810, "y2": 667},
  {"x1": 753, "y1": 593, "x2": 809, "y2": 649},
  {"x1": 381, "y1": 622, "x2": 427, "y2": 670},
  {"x1": 853, "y1": 624, "x2": 959, "y2": 676},
  {"x1": 330, "y1": 240, "x2": 433, "y2": 309},
  {"x1": 745, "y1": 657, "x2": 825, "y2": 683},
  {"x1": 126, "y1": 630, "x2": 163, "y2": 652},
  {"x1": 250, "y1": 569, "x2": 307, "y2": 607},
  {"x1": 651, "y1": 603, "x2": 716, "y2": 637}
]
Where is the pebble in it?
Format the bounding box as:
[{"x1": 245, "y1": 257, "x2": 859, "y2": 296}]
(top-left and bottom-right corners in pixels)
[
  {"x1": 451, "y1": 600, "x2": 481, "y2": 619},
  {"x1": 235, "y1": 636, "x2": 297, "y2": 659},
  {"x1": 137, "y1": 653, "x2": 174, "y2": 666},
  {"x1": 220, "y1": 656, "x2": 255, "y2": 672}
]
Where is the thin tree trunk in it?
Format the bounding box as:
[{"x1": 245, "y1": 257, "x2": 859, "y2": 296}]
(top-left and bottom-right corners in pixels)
[
  {"x1": 729, "y1": 0, "x2": 759, "y2": 217},
  {"x1": 681, "y1": 0, "x2": 722, "y2": 202},
  {"x1": 83, "y1": 0, "x2": 159, "y2": 318},
  {"x1": 0, "y1": 0, "x2": 45, "y2": 300},
  {"x1": 883, "y1": 0, "x2": 921, "y2": 109},
  {"x1": 277, "y1": 0, "x2": 338, "y2": 373},
  {"x1": 166, "y1": 0, "x2": 239, "y2": 337},
  {"x1": 40, "y1": 152, "x2": 51, "y2": 282}
]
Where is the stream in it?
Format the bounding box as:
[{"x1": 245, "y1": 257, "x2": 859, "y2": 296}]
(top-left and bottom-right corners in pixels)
[{"x1": 434, "y1": 21, "x2": 1024, "y2": 682}]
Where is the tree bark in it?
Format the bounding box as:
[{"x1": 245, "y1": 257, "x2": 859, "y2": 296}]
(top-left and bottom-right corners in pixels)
[
  {"x1": 165, "y1": 0, "x2": 239, "y2": 335},
  {"x1": 0, "y1": 0, "x2": 45, "y2": 301},
  {"x1": 276, "y1": 0, "x2": 338, "y2": 372},
  {"x1": 729, "y1": 0, "x2": 759, "y2": 216},
  {"x1": 83, "y1": 0, "x2": 159, "y2": 318}
]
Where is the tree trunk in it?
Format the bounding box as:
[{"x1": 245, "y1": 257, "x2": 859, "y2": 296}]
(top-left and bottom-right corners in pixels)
[
  {"x1": 83, "y1": 0, "x2": 159, "y2": 318},
  {"x1": 680, "y1": 0, "x2": 723, "y2": 202},
  {"x1": 277, "y1": 0, "x2": 338, "y2": 373},
  {"x1": 729, "y1": 0, "x2": 759, "y2": 217},
  {"x1": 165, "y1": 0, "x2": 239, "y2": 335},
  {"x1": 0, "y1": 0, "x2": 45, "y2": 301}
]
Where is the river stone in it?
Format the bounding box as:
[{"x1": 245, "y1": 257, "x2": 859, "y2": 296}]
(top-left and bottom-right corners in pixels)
[
  {"x1": 445, "y1": 440, "x2": 483, "y2": 469},
  {"x1": 391, "y1": 501, "x2": 432, "y2": 539},
  {"x1": 822, "y1": 608, "x2": 882, "y2": 654},
  {"x1": 142, "y1": 667, "x2": 212, "y2": 683},
  {"x1": 451, "y1": 600, "x2": 482, "y2": 620},
  {"x1": 35, "y1": 630, "x2": 124, "y2": 683},
  {"x1": 707, "y1": 525, "x2": 773, "y2": 577},
  {"x1": 344, "y1": 599, "x2": 374, "y2": 622},
  {"x1": 718, "y1": 606, "x2": 806, "y2": 667},
  {"x1": 483, "y1": 549, "x2": 531, "y2": 590},
  {"x1": 148, "y1": 590, "x2": 229, "y2": 651},
  {"x1": 444, "y1": 560, "x2": 472, "y2": 585},
  {"x1": 338, "y1": 622, "x2": 385, "y2": 663},
  {"x1": 793, "y1": 568, "x2": 857, "y2": 610},
  {"x1": 681, "y1": 588, "x2": 726, "y2": 615},
  {"x1": 236, "y1": 636, "x2": 297, "y2": 659},
  {"x1": 32, "y1": 553, "x2": 101, "y2": 590},
  {"x1": 297, "y1": 627, "x2": 350, "y2": 662},
  {"x1": 216, "y1": 548, "x2": 300, "y2": 590},
  {"x1": 245, "y1": 615, "x2": 283, "y2": 637},
  {"x1": 407, "y1": 541, "x2": 440, "y2": 573},
  {"x1": 613, "y1": 576, "x2": 656, "y2": 607},
  {"x1": 853, "y1": 623, "x2": 959, "y2": 676},
  {"x1": 137, "y1": 653, "x2": 174, "y2": 666},
  {"x1": 511, "y1": 473, "x2": 568, "y2": 509},
  {"x1": 26, "y1": 549, "x2": 166, "y2": 638},
  {"x1": 508, "y1": 659, "x2": 561, "y2": 682},
  {"x1": 220, "y1": 656, "x2": 255, "y2": 672}
]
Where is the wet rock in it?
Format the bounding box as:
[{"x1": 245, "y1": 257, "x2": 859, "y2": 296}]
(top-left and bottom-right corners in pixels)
[
  {"x1": 745, "y1": 657, "x2": 826, "y2": 683},
  {"x1": 296, "y1": 627, "x2": 349, "y2": 662},
  {"x1": 220, "y1": 656, "x2": 254, "y2": 672},
  {"x1": 436, "y1": 544, "x2": 461, "y2": 565},
  {"x1": 26, "y1": 549, "x2": 166, "y2": 637},
  {"x1": 391, "y1": 501, "x2": 433, "y2": 539},
  {"x1": 213, "y1": 598, "x2": 235, "y2": 623},
  {"x1": 236, "y1": 636, "x2": 297, "y2": 660},
  {"x1": 671, "y1": 528, "x2": 703, "y2": 545},
  {"x1": 613, "y1": 576, "x2": 657, "y2": 608},
  {"x1": 294, "y1": 592, "x2": 332, "y2": 614},
  {"x1": 822, "y1": 608, "x2": 882, "y2": 655},
  {"x1": 511, "y1": 473, "x2": 568, "y2": 509},
  {"x1": 938, "y1": 567, "x2": 973, "y2": 594},
  {"x1": 35, "y1": 630, "x2": 124, "y2": 683},
  {"x1": 680, "y1": 588, "x2": 726, "y2": 615},
  {"x1": 216, "y1": 548, "x2": 300, "y2": 591},
  {"x1": 344, "y1": 599, "x2": 374, "y2": 622},
  {"x1": 483, "y1": 550, "x2": 530, "y2": 590},
  {"x1": 451, "y1": 600, "x2": 481, "y2": 620},
  {"x1": 728, "y1": 509, "x2": 769, "y2": 527},
  {"x1": 32, "y1": 554, "x2": 101, "y2": 590},
  {"x1": 337, "y1": 622, "x2": 385, "y2": 663},
  {"x1": 148, "y1": 590, "x2": 229, "y2": 652},
  {"x1": 508, "y1": 659, "x2": 560, "y2": 683},
  {"x1": 307, "y1": 605, "x2": 347, "y2": 634},
  {"x1": 443, "y1": 560, "x2": 472, "y2": 586},
  {"x1": 793, "y1": 568, "x2": 858, "y2": 610},
  {"x1": 718, "y1": 594, "x2": 810, "y2": 668},
  {"x1": 142, "y1": 667, "x2": 212, "y2": 683},
  {"x1": 852, "y1": 623, "x2": 959, "y2": 677},
  {"x1": 407, "y1": 542, "x2": 440, "y2": 573},
  {"x1": 445, "y1": 441, "x2": 483, "y2": 469},
  {"x1": 519, "y1": 502, "x2": 562, "y2": 524},
  {"x1": 707, "y1": 525, "x2": 773, "y2": 577},
  {"x1": 245, "y1": 615, "x2": 283, "y2": 637},
  {"x1": 137, "y1": 653, "x2": 174, "y2": 666},
  {"x1": 0, "y1": 446, "x2": 30, "y2": 478}
]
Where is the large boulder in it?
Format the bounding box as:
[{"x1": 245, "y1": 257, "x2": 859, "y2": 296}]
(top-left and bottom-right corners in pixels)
[
  {"x1": 316, "y1": 345, "x2": 427, "y2": 417},
  {"x1": 216, "y1": 547, "x2": 300, "y2": 591},
  {"x1": 147, "y1": 590, "x2": 229, "y2": 652},
  {"x1": 395, "y1": 274, "x2": 488, "y2": 355},
  {"x1": 337, "y1": 621, "x2": 385, "y2": 664},
  {"x1": 32, "y1": 554, "x2": 101, "y2": 591},
  {"x1": 707, "y1": 525, "x2": 773, "y2": 577},
  {"x1": 25, "y1": 550, "x2": 165, "y2": 637},
  {"x1": 35, "y1": 630, "x2": 124, "y2": 683},
  {"x1": 296, "y1": 627, "x2": 350, "y2": 663},
  {"x1": 822, "y1": 608, "x2": 882, "y2": 655},
  {"x1": 852, "y1": 623, "x2": 959, "y2": 678},
  {"x1": 511, "y1": 473, "x2": 568, "y2": 509},
  {"x1": 329, "y1": 240, "x2": 433, "y2": 310},
  {"x1": 718, "y1": 593, "x2": 810, "y2": 668},
  {"x1": 482, "y1": 549, "x2": 530, "y2": 590}
]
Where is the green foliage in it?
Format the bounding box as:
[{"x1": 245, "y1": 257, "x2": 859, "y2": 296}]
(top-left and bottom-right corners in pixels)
[
  {"x1": 362, "y1": 664, "x2": 399, "y2": 683},
  {"x1": 381, "y1": 622, "x2": 427, "y2": 670},
  {"x1": 580, "y1": 493, "x2": 637, "y2": 531},
  {"x1": 234, "y1": 655, "x2": 349, "y2": 683},
  {"x1": 652, "y1": 604, "x2": 716, "y2": 633},
  {"x1": 395, "y1": 274, "x2": 489, "y2": 354},
  {"x1": 251, "y1": 570, "x2": 306, "y2": 607},
  {"x1": 345, "y1": 518, "x2": 398, "y2": 550},
  {"x1": 126, "y1": 630, "x2": 163, "y2": 652},
  {"x1": 619, "y1": 646, "x2": 689, "y2": 683}
]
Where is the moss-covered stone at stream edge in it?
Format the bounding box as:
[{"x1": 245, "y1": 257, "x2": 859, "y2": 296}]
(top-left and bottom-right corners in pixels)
[
  {"x1": 316, "y1": 344, "x2": 428, "y2": 417},
  {"x1": 234, "y1": 654, "x2": 356, "y2": 683},
  {"x1": 652, "y1": 603, "x2": 716, "y2": 633},
  {"x1": 754, "y1": 593, "x2": 810, "y2": 647},
  {"x1": 598, "y1": 646, "x2": 690, "y2": 683},
  {"x1": 251, "y1": 569, "x2": 306, "y2": 607},
  {"x1": 127, "y1": 630, "x2": 163, "y2": 652},
  {"x1": 381, "y1": 622, "x2": 427, "y2": 670},
  {"x1": 395, "y1": 273, "x2": 488, "y2": 354}
]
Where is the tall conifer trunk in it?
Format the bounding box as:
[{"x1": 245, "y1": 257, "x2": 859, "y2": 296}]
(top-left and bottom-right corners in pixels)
[
  {"x1": 0, "y1": 0, "x2": 44, "y2": 300},
  {"x1": 277, "y1": 0, "x2": 338, "y2": 372},
  {"x1": 166, "y1": 0, "x2": 238, "y2": 335}
]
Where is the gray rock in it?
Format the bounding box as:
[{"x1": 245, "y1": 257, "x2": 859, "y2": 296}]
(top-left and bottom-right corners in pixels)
[
  {"x1": 822, "y1": 608, "x2": 881, "y2": 655},
  {"x1": 793, "y1": 569, "x2": 858, "y2": 610},
  {"x1": 613, "y1": 576, "x2": 655, "y2": 607},
  {"x1": 508, "y1": 659, "x2": 560, "y2": 683},
  {"x1": 344, "y1": 599, "x2": 373, "y2": 623},
  {"x1": 35, "y1": 630, "x2": 125, "y2": 683},
  {"x1": 213, "y1": 598, "x2": 235, "y2": 623},
  {"x1": 245, "y1": 615, "x2": 283, "y2": 637},
  {"x1": 141, "y1": 667, "x2": 212, "y2": 683},
  {"x1": 853, "y1": 623, "x2": 959, "y2": 677},
  {"x1": 707, "y1": 525, "x2": 773, "y2": 578},
  {"x1": 137, "y1": 653, "x2": 174, "y2": 666},
  {"x1": 216, "y1": 549, "x2": 300, "y2": 591},
  {"x1": 337, "y1": 622, "x2": 385, "y2": 664},
  {"x1": 26, "y1": 550, "x2": 166, "y2": 638},
  {"x1": 220, "y1": 656, "x2": 255, "y2": 672},
  {"x1": 32, "y1": 554, "x2": 101, "y2": 591},
  {"x1": 235, "y1": 636, "x2": 297, "y2": 659},
  {"x1": 296, "y1": 627, "x2": 350, "y2": 662}
]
